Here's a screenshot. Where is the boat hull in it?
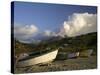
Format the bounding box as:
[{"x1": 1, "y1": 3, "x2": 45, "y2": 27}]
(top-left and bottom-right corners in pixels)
[
  {"x1": 67, "y1": 52, "x2": 80, "y2": 59},
  {"x1": 79, "y1": 50, "x2": 93, "y2": 57},
  {"x1": 17, "y1": 49, "x2": 58, "y2": 67}
]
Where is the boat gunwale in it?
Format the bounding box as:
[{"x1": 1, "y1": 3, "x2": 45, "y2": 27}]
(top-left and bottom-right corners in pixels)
[{"x1": 19, "y1": 49, "x2": 58, "y2": 62}]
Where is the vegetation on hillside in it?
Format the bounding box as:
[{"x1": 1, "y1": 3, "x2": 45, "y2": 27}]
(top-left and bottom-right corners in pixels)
[{"x1": 14, "y1": 32, "x2": 97, "y2": 55}]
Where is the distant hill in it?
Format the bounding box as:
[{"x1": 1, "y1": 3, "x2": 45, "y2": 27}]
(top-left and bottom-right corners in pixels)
[
  {"x1": 14, "y1": 40, "x2": 36, "y2": 55},
  {"x1": 14, "y1": 32, "x2": 97, "y2": 55}
]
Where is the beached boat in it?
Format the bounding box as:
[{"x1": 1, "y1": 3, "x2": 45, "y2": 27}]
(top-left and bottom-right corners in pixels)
[
  {"x1": 79, "y1": 49, "x2": 93, "y2": 57},
  {"x1": 17, "y1": 49, "x2": 58, "y2": 67},
  {"x1": 67, "y1": 52, "x2": 80, "y2": 58}
]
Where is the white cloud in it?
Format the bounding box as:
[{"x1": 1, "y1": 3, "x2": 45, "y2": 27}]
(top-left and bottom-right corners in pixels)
[
  {"x1": 14, "y1": 25, "x2": 38, "y2": 35},
  {"x1": 14, "y1": 13, "x2": 97, "y2": 43},
  {"x1": 59, "y1": 13, "x2": 97, "y2": 37},
  {"x1": 14, "y1": 25, "x2": 58, "y2": 43},
  {"x1": 14, "y1": 24, "x2": 38, "y2": 42},
  {"x1": 43, "y1": 30, "x2": 57, "y2": 37}
]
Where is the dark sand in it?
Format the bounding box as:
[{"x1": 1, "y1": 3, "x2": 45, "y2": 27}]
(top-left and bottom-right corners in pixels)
[{"x1": 15, "y1": 56, "x2": 97, "y2": 74}]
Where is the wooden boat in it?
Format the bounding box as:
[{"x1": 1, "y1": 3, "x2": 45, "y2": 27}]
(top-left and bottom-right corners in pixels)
[
  {"x1": 67, "y1": 52, "x2": 80, "y2": 58},
  {"x1": 17, "y1": 49, "x2": 58, "y2": 67},
  {"x1": 79, "y1": 49, "x2": 93, "y2": 57}
]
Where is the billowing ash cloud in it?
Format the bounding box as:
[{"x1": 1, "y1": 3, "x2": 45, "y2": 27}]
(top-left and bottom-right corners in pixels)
[
  {"x1": 59, "y1": 13, "x2": 97, "y2": 37},
  {"x1": 14, "y1": 25, "x2": 38, "y2": 43}
]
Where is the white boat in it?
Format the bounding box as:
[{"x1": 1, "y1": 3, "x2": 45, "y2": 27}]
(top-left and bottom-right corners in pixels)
[
  {"x1": 67, "y1": 52, "x2": 80, "y2": 58},
  {"x1": 17, "y1": 49, "x2": 58, "y2": 67}
]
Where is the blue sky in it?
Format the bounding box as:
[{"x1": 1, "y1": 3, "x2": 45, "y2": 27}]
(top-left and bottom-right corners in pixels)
[
  {"x1": 13, "y1": 1, "x2": 97, "y2": 43},
  {"x1": 14, "y1": 1, "x2": 97, "y2": 31}
]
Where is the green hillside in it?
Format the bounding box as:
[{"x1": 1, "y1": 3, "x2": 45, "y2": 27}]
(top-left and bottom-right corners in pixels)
[{"x1": 14, "y1": 32, "x2": 97, "y2": 55}]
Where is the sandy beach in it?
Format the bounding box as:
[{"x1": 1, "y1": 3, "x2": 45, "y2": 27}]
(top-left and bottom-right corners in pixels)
[{"x1": 15, "y1": 56, "x2": 97, "y2": 73}]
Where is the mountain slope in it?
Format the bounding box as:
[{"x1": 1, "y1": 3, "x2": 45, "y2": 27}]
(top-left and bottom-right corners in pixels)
[{"x1": 14, "y1": 32, "x2": 97, "y2": 55}]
